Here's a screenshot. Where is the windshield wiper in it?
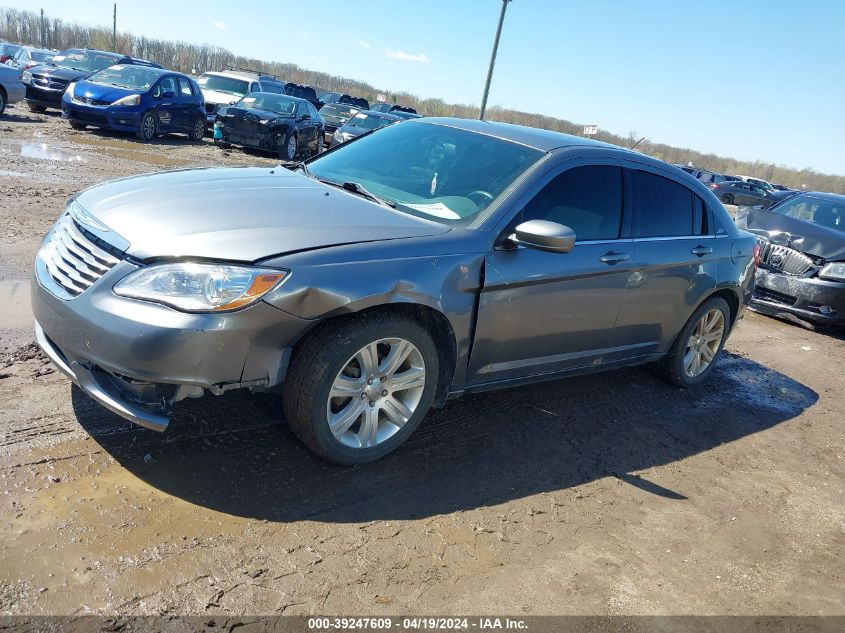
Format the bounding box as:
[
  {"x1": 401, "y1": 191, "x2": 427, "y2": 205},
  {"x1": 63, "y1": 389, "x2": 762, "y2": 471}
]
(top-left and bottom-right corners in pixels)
[{"x1": 340, "y1": 181, "x2": 395, "y2": 208}]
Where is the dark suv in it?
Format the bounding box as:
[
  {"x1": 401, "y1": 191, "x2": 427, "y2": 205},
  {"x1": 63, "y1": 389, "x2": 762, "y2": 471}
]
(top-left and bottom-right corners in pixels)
[
  {"x1": 371, "y1": 103, "x2": 418, "y2": 115},
  {"x1": 283, "y1": 83, "x2": 322, "y2": 109},
  {"x1": 676, "y1": 165, "x2": 739, "y2": 186},
  {"x1": 319, "y1": 92, "x2": 370, "y2": 111},
  {"x1": 23, "y1": 48, "x2": 161, "y2": 112}
]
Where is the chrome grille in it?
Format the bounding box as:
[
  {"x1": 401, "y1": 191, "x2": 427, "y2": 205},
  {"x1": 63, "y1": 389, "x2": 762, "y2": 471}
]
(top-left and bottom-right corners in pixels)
[
  {"x1": 40, "y1": 214, "x2": 120, "y2": 297},
  {"x1": 757, "y1": 239, "x2": 813, "y2": 276}
]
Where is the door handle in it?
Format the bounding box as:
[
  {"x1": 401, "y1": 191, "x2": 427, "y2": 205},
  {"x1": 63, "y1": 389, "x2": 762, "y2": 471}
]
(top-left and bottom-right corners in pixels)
[
  {"x1": 599, "y1": 252, "x2": 630, "y2": 265},
  {"x1": 691, "y1": 245, "x2": 713, "y2": 257}
]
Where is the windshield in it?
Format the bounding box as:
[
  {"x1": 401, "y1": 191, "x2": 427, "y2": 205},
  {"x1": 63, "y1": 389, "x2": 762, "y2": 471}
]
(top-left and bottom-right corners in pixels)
[
  {"x1": 320, "y1": 104, "x2": 358, "y2": 119},
  {"x1": 51, "y1": 49, "x2": 120, "y2": 72},
  {"x1": 86, "y1": 65, "x2": 162, "y2": 90},
  {"x1": 345, "y1": 113, "x2": 397, "y2": 131},
  {"x1": 772, "y1": 195, "x2": 845, "y2": 233},
  {"x1": 197, "y1": 74, "x2": 250, "y2": 97},
  {"x1": 31, "y1": 50, "x2": 53, "y2": 62},
  {"x1": 308, "y1": 121, "x2": 544, "y2": 225},
  {"x1": 236, "y1": 94, "x2": 297, "y2": 115}
]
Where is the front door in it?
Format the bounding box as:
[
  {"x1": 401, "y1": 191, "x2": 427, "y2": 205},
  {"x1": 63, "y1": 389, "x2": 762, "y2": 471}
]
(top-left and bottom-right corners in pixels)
[{"x1": 467, "y1": 164, "x2": 634, "y2": 385}]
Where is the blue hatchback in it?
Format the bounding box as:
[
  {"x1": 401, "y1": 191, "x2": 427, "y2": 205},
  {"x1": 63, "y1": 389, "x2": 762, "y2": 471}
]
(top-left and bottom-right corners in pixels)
[{"x1": 61, "y1": 65, "x2": 206, "y2": 142}]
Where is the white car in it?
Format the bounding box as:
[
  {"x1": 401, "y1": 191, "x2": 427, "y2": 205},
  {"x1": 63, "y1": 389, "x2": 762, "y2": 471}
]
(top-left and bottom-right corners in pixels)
[
  {"x1": 197, "y1": 69, "x2": 286, "y2": 126},
  {"x1": 0, "y1": 63, "x2": 25, "y2": 115},
  {"x1": 735, "y1": 175, "x2": 775, "y2": 192}
]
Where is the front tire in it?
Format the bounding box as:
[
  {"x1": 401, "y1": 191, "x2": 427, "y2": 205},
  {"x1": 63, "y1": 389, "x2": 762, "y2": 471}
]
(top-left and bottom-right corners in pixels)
[
  {"x1": 655, "y1": 296, "x2": 731, "y2": 387},
  {"x1": 283, "y1": 312, "x2": 439, "y2": 465},
  {"x1": 721, "y1": 193, "x2": 735, "y2": 205},
  {"x1": 27, "y1": 102, "x2": 45, "y2": 113},
  {"x1": 280, "y1": 132, "x2": 297, "y2": 161},
  {"x1": 0, "y1": 89, "x2": 6, "y2": 116},
  {"x1": 136, "y1": 111, "x2": 157, "y2": 141},
  {"x1": 69, "y1": 121, "x2": 86, "y2": 130},
  {"x1": 314, "y1": 134, "x2": 324, "y2": 156}
]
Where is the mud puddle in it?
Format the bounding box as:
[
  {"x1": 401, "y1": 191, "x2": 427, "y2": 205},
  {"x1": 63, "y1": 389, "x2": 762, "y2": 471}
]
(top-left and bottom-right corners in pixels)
[
  {"x1": 0, "y1": 280, "x2": 32, "y2": 331},
  {"x1": 74, "y1": 136, "x2": 192, "y2": 167},
  {"x1": 19, "y1": 142, "x2": 88, "y2": 163}
]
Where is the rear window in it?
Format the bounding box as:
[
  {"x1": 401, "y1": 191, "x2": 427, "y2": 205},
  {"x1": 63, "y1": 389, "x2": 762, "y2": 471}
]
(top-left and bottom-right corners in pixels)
[
  {"x1": 633, "y1": 171, "x2": 698, "y2": 237},
  {"x1": 285, "y1": 85, "x2": 317, "y2": 100}
]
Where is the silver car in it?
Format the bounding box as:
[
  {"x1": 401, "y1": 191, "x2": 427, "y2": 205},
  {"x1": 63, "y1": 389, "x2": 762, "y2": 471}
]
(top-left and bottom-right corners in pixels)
[
  {"x1": 32, "y1": 118, "x2": 756, "y2": 464},
  {"x1": 0, "y1": 62, "x2": 25, "y2": 115}
]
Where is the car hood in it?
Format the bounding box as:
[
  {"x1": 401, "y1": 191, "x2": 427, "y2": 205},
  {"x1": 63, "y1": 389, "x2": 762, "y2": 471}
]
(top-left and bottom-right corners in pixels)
[
  {"x1": 31, "y1": 64, "x2": 87, "y2": 81},
  {"x1": 74, "y1": 167, "x2": 450, "y2": 262},
  {"x1": 736, "y1": 206, "x2": 845, "y2": 261},
  {"x1": 74, "y1": 81, "x2": 137, "y2": 102},
  {"x1": 202, "y1": 88, "x2": 244, "y2": 106},
  {"x1": 225, "y1": 106, "x2": 294, "y2": 122}
]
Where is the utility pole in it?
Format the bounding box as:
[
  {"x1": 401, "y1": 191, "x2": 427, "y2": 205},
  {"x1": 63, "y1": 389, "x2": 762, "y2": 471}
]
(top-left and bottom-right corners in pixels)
[
  {"x1": 479, "y1": 0, "x2": 512, "y2": 120},
  {"x1": 112, "y1": 3, "x2": 117, "y2": 51},
  {"x1": 40, "y1": 9, "x2": 45, "y2": 48}
]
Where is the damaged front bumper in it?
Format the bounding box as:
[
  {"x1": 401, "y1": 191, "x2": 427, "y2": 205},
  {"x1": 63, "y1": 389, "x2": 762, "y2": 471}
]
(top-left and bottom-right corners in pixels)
[
  {"x1": 752, "y1": 267, "x2": 845, "y2": 326},
  {"x1": 32, "y1": 259, "x2": 312, "y2": 431}
]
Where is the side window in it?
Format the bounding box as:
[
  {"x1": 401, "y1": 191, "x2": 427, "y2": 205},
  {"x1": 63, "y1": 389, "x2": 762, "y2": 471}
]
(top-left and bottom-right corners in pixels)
[
  {"x1": 693, "y1": 195, "x2": 707, "y2": 234},
  {"x1": 153, "y1": 77, "x2": 177, "y2": 97},
  {"x1": 633, "y1": 171, "x2": 695, "y2": 237},
  {"x1": 178, "y1": 77, "x2": 194, "y2": 97},
  {"x1": 522, "y1": 166, "x2": 623, "y2": 242}
]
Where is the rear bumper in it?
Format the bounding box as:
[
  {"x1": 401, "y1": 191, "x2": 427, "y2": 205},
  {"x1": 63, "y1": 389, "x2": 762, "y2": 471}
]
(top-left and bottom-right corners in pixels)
[{"x1": 752, "y1": 268, "x2": 845, "y2": 325}]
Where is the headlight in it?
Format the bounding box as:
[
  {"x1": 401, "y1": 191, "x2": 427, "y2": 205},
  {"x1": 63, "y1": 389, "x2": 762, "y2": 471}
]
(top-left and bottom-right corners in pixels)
[
  {"x1": 111, "y1": 94, "x2": 140, "y2": 106},
  {"x1": 66, "y1": 81, "x2": 75, "y2": 98},
  {"x1": 819, "y1": 262, "x2": 845, "y2": 282},
  {"x1": 113, "y1": 263, "x2": 288, "y2": 312},
  {"x1": 21, "y1": 70, "x2": 32, "y2": 84}
]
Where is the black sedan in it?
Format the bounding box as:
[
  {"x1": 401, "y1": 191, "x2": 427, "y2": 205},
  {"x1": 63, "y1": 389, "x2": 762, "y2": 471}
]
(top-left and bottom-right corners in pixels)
[
  {"x1": 330, "y1": 110, "x2": 401, "y2": 147},
  {"x1": 318, "y1": 102, "x2": 360, "y2": 143},
  {"x1": 213, "y1": 93, "x2": 325, "y2": 160},
  {"x1": 735, "y1": 192, "x2": 845, "y2": 327}
]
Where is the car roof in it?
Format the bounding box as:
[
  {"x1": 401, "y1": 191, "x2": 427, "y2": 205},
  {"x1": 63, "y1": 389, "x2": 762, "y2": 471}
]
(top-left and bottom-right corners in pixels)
[
  {"x1": 353, "y1": 110, "x2": 402, "y2": 120},
  {"x1": 203, "y1": 70, "x2": 260, "y2": 81},
  {"x1": 251, "y1": 91, "x2": 308, "y2": 104},
  {"x1": 790, "y1": 191, "x2": 845, "y2": 203},
  {"x1": 415, "y1": 117, "x2": 621, "y2": 152}
]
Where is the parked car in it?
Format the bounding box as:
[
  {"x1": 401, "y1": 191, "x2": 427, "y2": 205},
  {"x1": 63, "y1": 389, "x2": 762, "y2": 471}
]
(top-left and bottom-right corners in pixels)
[
  {"x1": 370, "y1": 103, "x2": 417, "y2": 115},
  {"x1": 61, "y1": 64, "x2": 206, "y2": 142},
  {"x1": 317, "y1": 102, "x2": 360, "y2": 143},
  {"x1": 0, "y1": 62, "x2": 26, "y2": 115},
  {"x1": 0, "y1": 42, "x2": 22, "y2": 64},
  {"x1": 735, "y1": 192, "x2": 845, "y2": 326},
  {"x1": 319, "y1": 92, "x2": 370, "y2": 111},
  {"x1": 31, "y1": 117, "x2": 756, "y2": 464},
  {"x1": 735, "y1": 175, "x2": 776, "y2": 192},
  {"x1": 23, "y1": 48, "x2": 161, "y2": 112},
  {"x1": 5, "y1": 46, "x2": 54, "y2": 71},
  {"x1": 331, "y1": 110, "x2": 401, "y2": 147},
  {"x1": 771, "y1": 184, "x2": 792, "y2": 191},
  {"x1": 283, "y1": 83, "x2": 322, "y2": 109},
  {"x1": 197, "y1": 69, "x2": 285, "y2": 126},
  {"x1": 710, "y1": 180, "x2": 777, "y2": 206},
  {"x1": 676, "y1": 165, "x2": 739, "y2": 186},
  {"x1": 213, "y1": 93, "x2": 324, "y2": 160},
  {"x1": 389, "y1": 110, "x2": 423, "y2": 120}
]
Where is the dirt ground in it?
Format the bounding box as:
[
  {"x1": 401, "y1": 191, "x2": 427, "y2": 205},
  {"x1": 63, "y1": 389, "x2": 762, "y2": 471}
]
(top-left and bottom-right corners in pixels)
[{"x1": 0, "y1": 105, "x2": 843, "y2": 617}]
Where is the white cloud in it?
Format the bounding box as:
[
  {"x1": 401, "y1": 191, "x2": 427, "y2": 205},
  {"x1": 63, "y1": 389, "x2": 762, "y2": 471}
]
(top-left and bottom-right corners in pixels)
[
  {"x1": 210, "y1": 19, "x2": 227, "y2": 31},
  {"x1": 385, "y1": 49, "x2": 429, "y2": 63},
  {"x1": 357, "y1": 40, "x2": 372, "y2": 50}
]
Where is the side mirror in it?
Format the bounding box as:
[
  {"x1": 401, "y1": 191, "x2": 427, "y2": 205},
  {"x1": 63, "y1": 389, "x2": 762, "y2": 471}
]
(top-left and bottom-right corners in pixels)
[
  {"x1": 509, "y1": 219, "x2": 575, "y2": 253},
  {"x1": 299, "y1": 113, "x2": 311, "y2": 121},
  {"x1": 159, "y1": 89, "x2": 176, "y2": 99}
]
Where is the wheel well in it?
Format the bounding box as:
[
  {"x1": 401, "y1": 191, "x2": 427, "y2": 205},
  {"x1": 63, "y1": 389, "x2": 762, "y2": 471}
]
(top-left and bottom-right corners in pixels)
[
  {"x1": 711, "y1": 289, "x2": 739, "y2": 326},
  {"x1": 291, "y1": 303, "x2": 457, "y2": 407}
]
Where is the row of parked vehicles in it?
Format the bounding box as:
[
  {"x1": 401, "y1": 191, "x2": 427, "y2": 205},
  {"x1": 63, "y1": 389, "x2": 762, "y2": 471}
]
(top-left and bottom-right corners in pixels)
[
  {"x1": 0, "y1": 42, "x2": 422, "y2": 160},
  {"x1": 676, "y1": 165, "x2": 796, "y2": 208}
]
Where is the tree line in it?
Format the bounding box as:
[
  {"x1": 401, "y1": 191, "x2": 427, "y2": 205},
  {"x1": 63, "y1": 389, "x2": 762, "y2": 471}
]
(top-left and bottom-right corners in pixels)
[{"x1": 2, "y1": 6, "x2": 842, "y2": 193}]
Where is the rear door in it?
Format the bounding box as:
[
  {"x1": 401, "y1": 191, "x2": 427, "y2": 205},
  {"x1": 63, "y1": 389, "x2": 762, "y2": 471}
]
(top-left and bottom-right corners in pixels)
[
  {"x1": 467, "y1": 162, "x2": 634, "y2": 385},
  {"x1": 176, "y1": 76, "x2": 198, "y2": 130},
  {"x1": 612, "y1": 168, "x2": 717, "y2": 356}
]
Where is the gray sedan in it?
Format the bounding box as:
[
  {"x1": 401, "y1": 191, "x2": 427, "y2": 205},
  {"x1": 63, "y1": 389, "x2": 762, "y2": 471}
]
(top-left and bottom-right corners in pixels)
[
  {"x1": 32, "y1": 118, "x2": 756, "y2": 464},
  {"x1": 710, "y1": 180, "x2": 778, "y2": 206}
]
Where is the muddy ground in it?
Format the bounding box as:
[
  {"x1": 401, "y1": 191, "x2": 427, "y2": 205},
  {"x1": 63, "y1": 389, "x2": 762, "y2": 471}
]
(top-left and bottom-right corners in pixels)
[{"x1": 0, "y1": 106, "x2": 843, "y2": 616}]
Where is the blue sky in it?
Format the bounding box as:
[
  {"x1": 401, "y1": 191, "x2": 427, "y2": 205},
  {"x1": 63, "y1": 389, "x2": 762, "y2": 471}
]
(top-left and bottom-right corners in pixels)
[{"x1": 15, "y1": 0, "x2": 845, "y2": 174}]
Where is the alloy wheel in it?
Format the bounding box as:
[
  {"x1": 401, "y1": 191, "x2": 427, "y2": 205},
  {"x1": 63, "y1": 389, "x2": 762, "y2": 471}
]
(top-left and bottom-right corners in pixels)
[
  {"x1": 684, "y1": 309, "x2": 725, "y2": 377},
  {"x1": 326, "y1": 337, "x2": 426, "y2": 449},
  {"x1": 286, "y1": 135, "x2": 297, "y2": 160},
  {"x1": 193, "y1": 118, "x2": 204, "y2": 141},
  {"x1": 141, "y1": 114, "x2": 156, "y2": 140}
]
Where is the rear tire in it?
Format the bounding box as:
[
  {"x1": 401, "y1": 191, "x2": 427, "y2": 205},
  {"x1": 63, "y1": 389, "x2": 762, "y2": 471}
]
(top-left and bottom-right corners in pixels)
[
  {"x1": 0, "y1": 89, "x2": 6, "y2": 116},
  {"x1": 27, "y1": 102, "x2": 45, "y2": 113},
  {"x1": 69, "y1": 122, "x2": 86, "y2": 130},
  {"x1": 136, "y1": 111, "x2": 157, "y2": 141},
  {"x1": 655, "y1": 296, "x2": 731, "y2": 387},
  {"x1": 283, "y1": 311, "x2": 439, "y2": 465}
]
